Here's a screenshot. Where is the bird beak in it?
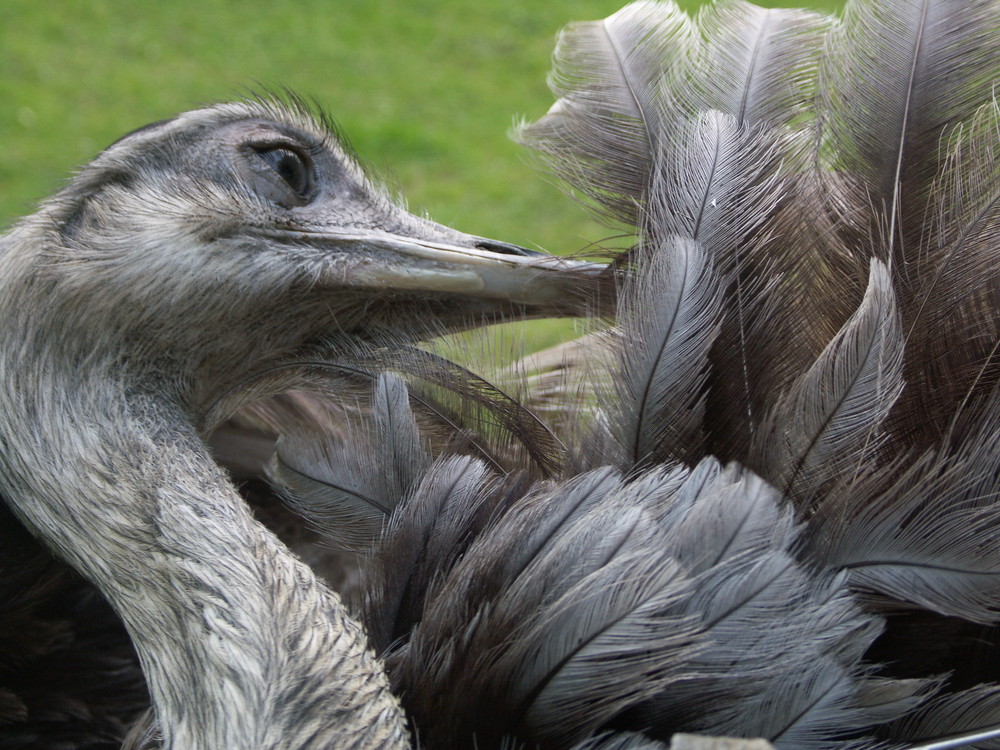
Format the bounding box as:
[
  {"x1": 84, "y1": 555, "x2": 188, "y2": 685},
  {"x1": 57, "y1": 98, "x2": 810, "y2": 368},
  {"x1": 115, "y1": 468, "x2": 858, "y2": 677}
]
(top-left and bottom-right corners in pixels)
[{"x1": 319, "y1": 230, "x2": 608, "y2": 315}]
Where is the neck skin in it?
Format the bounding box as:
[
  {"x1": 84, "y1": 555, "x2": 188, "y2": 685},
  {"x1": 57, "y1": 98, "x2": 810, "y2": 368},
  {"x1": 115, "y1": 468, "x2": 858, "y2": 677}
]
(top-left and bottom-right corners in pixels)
[{"x1": 0, "y1": 292, "x2": 409, "y2": 748}]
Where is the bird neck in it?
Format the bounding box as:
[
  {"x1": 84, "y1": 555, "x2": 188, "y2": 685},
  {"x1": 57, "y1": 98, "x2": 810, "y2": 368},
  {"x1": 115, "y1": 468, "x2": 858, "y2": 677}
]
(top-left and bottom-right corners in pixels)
[{"x1": 0, "y1": 361, "x2": 409, "y2": 749}]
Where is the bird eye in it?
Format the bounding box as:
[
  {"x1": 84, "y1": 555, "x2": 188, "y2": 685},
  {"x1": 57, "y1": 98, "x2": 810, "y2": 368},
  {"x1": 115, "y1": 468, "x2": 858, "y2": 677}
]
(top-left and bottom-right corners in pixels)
[{"x1": 254, "y1": 146, "x2": 313, "y2": 199}]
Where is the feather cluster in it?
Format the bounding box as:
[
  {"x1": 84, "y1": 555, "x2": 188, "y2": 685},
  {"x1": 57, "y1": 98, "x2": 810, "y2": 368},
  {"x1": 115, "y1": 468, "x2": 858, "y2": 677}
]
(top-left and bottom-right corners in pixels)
[
  {"x1": 7, "y1": 0, "x2": 999, "y2": 747},
  {"x1": 252, "y1": 0, "x2": 1000, "y2": 747}
]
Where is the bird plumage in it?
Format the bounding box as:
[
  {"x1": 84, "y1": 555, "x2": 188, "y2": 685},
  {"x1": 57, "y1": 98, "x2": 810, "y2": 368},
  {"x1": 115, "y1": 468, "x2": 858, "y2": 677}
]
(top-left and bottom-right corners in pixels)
[
  {"x1": 4, "y1": 0, "x2": 1000, "y2": 748},
  {"x1": 0, "y1": 98, "x2": 599, "y2": 748},
  {"x1": 264, "y1": 0, "x2": 1000, "y2": 747}
]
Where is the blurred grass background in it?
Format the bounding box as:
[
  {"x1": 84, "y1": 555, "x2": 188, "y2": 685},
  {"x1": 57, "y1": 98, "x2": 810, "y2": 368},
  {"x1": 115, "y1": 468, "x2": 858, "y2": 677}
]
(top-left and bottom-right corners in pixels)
[{"x1": 1, "y1": 0, "x2": 843, "y2": 351}]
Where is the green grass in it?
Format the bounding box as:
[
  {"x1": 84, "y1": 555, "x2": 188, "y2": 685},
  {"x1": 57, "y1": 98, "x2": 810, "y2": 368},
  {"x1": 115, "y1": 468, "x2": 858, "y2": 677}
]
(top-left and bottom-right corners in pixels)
[{"x1": 0, "y1": 0, "x2": 844, "y2": 351}]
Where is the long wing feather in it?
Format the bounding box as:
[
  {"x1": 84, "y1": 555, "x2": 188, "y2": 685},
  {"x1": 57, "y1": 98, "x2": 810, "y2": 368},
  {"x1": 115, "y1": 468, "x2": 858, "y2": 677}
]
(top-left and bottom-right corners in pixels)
[
  {"x1": 748, "y1": 259, "x2": 903, "y2": 505},
  {"x1": 692, "y1": 0, "x2": 833, "y2": 127},
  {"x1": 892, "y1": 97, "x2": 1000, "y2": 446},
  {"x1": 607, "y1": 236, "x2": 722, "y2": 470},
  {"x1": 818, "y1": 0, "x2": 1000, "y2": 256},
  {"x1": 689, "y1": 2, "x2": 854, "y2": 357},
  {"x1": 502, "y1": 551, "x2": 700, "y2": 745},
  {"x1": 645, "y1": 110, "x2": 824, "y2": 461},
  {"x1": 514, "y1": 1, "x2": 697, "y2": 225},
  {"x1": 648, "y1": 110, "x2": 785, "y2": 262},
  {"x1": 363, "y1": 454, "x2": 498, "y2": 651}
]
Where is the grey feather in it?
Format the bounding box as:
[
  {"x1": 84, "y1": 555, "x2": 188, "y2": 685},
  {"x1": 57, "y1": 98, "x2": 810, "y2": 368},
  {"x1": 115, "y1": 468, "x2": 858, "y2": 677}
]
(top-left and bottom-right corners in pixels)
[
  {"x1": 607, "y1": 236, "x2": 722, "y2": 470},
  {"x1": 691, "y1": 0, "x2": 832, "y2": 127},
  {"x1": 749, "y1": 258, "x2": 903, "y2": 504},
  {"x1": 362, "y1": 453, "x2": 500, "y2": 651},
  {"x1": 386, "y1": 466, "x2": 702, "y2": 747},
  {"x1": 648, "y1": 110, "x2": 787, "y2": 264},
  {"x1": 641, "y1": 110, "x2": 812, "y2": 461},
  {"x1": 805, "y1": 388, "x2": 1000, "y2": 623},
  {"x1": 818, "y1": 0, "x2": 1000, "y2": 255},
  {"x1": 886, "y1": 684, "x2": 1000, "y2": 749},
  {"x1": 264, "y1": 373, "x2": 429, "y2": 549},
  {"x1": 622, "y1": 462, "x2": 927, "y2": 748},
  {"x1": 514, "y1": 1, "x2": 696, "y2": 225},
  {"x1": 893, "y1": 97, "x2": 1000, "y2": 446}
]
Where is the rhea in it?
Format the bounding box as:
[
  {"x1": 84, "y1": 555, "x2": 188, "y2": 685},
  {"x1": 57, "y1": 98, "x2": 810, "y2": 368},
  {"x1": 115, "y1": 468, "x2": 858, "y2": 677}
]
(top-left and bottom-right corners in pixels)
[{"x1": 0, "y1": 99, "x2": 593, "y2": 749}]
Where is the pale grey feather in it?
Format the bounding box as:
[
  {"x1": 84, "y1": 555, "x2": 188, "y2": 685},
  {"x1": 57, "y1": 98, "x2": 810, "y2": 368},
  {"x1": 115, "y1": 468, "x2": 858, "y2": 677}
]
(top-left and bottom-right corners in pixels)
[
  {"x1": 622, "y1": 462, "x2": 927, "y2": 748},
  {"x1": 514, "y1": 1, "x2": 696, "y2": 225},
  {"x1": 691, "y1": 0, "x2": 832, "y2": 127}
]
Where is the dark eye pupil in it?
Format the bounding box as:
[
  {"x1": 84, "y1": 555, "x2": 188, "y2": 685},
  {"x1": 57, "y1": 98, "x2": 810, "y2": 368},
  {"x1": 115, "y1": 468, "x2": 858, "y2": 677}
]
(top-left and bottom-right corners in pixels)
[{"x1": 257, "y1": 147, "x2": 310, "y2": 196}]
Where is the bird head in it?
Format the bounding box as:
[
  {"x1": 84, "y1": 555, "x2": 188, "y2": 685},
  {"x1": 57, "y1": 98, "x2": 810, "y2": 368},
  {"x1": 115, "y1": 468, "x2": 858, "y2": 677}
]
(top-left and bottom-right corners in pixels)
[{"x1": 0, "y1": 99, "x2": 603, "y2": 413}]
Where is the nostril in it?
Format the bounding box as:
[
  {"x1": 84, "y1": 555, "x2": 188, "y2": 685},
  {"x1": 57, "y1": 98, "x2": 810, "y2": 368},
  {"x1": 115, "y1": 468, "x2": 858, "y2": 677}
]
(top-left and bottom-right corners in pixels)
[{"x1": 474, "y1": 239, "x2": 544, "y2": 257}]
